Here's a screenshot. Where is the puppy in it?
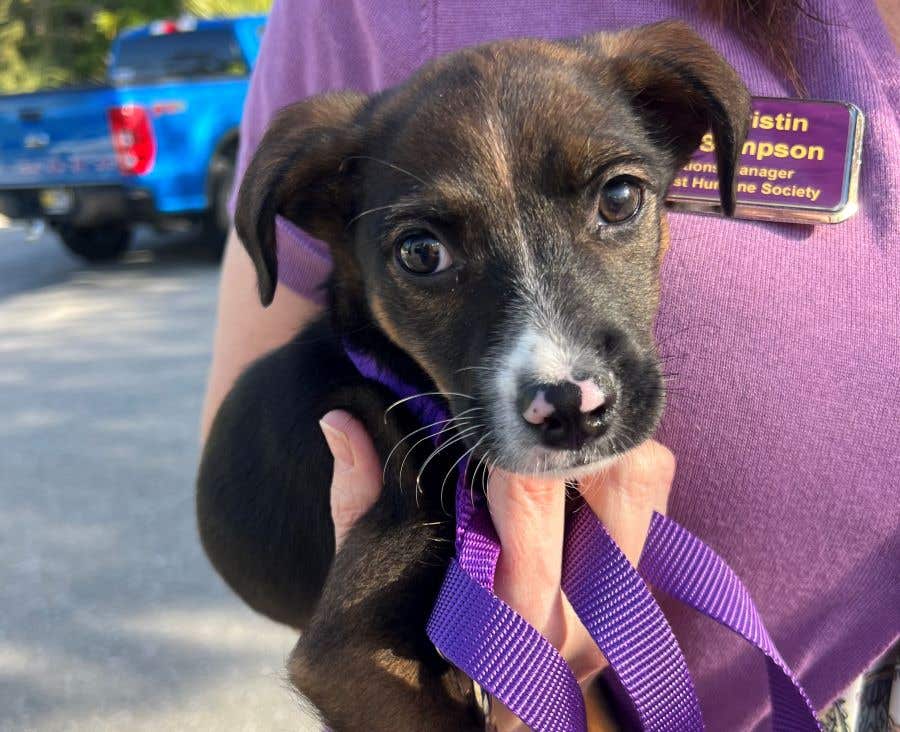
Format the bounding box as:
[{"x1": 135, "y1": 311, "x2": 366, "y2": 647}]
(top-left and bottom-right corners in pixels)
[{"x1": 197, "y1": 21, "x2": 749, "y2": 731}]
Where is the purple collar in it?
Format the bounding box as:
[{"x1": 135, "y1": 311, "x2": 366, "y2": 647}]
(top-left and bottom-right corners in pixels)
[
  {"x1": 343, "y1": 342, "x2": 449, "y2": 430},
  {"x1": 343, "y1": 341, "x2": 820, "y2": 731}
]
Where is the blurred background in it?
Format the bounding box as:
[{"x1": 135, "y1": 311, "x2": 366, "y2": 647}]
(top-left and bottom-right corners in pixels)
[
  {"x1": 1, "y1": 2, "x2": 320, "y2": 730},
  {"x1": 1, "y1": 1, "x2": 268, "y2": 94}
]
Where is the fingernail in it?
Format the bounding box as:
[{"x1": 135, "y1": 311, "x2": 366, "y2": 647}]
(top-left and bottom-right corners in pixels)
[{"x1": 319, "y1": 418, "x2": 355, "y2": 473}]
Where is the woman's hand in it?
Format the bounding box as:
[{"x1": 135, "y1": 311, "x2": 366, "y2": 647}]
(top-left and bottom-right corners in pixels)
[
  {"x1": 487, "y1": 441, "x2": 674, "y2": 731},
  {"x1": 319, "y1": 410, "x2": 385, "y2": 550},
  {"x1": 319, "y1": 409, "x2": 675, "y2": 730}
]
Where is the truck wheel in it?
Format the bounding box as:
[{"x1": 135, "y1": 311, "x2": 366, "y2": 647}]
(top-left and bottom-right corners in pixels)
[
  {"x1": 59, "y1": 224, "x2": 132, "y2": 262},
  {"x1": 203, "y1": 153, "x2": 235, "y2": 258}
]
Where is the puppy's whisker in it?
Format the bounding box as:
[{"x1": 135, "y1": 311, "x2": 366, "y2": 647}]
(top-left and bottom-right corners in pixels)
[
  {"x1": 654, "y1": 323, "x2": 711, "y2": 349},
  {"x1": 385, "y1": 414, "x2": 473, "y2": 463},
  {"x1": 479, "y1": 451, "x2": 500, "y2": 506},
  {"x1": 417, "y1": 424, "x2": 482, "y2": 477},
  {"x1": 382, "y1": 407, "x2": 482, "y2": 485},
  {"x1": 346, "y1": 201, "x2": 421, "y2": 229},
  {"x1": 482, "y1": 457, "x2": 500, "y2": 510},
  {"x1": 657, "y1": 356, "x2": 688, "y2": 367},
  {"x1": 472, "y1": 447, "x2": 493, "y2": 509},
  {"x1": 475, "y1": 445, "x2": 492, "y2": 484},
  {"x1": 342, "y1": 155, "x2": 428, "y2": 187},
  {"x1": 384, "y1": 392, "x2": 475, "y2": 417},
  {"x1": 415, "y1": 425, "x2": 482, "y2": 499},
  {"x1": 396, "y1": 418, "x2": 478, "y2": 490},
  {"x1": 439, "y1": 435, "x2": 487, "y2": 513},
  {"x1": 393, "y1": 406, "x2": 481, "y2": 447},
  {"x1": 397, "y1": 416, "x2": 479, "y2": 489},
  {"x1": 467, "y1": 447, "x2": 491, "y2": 509}
]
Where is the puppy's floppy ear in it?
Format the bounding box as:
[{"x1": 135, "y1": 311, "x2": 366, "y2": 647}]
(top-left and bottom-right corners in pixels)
[
  {"x1": 234, "y1": 92, "x2": 368, "y2": 306},
  {"x1": 588, "y1": 21, "x2": 750, "y2": 215}
]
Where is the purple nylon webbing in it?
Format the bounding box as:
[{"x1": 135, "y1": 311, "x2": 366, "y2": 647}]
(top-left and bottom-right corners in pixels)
[
  {"x1": 343, "y1": 343, "x2": 820, "y2": 731},
  {"x1": 562, "y1": 507, "x2": 704, "y2": 731},
  {"x1": 639, "y1": 513, "x2": 821, "y2": 731},
  {"x1": 427, "y1": 557, "x2": 588, "y2": 731}
]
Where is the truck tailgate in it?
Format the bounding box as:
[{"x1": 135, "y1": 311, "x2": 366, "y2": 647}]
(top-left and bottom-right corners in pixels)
[{"x1": 0, "y1": 87, "x2": 122, "y2": 189}]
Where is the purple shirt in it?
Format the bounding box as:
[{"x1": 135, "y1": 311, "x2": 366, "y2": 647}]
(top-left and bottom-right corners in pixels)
[{"x1": 234, "y1": 2, "x2": 900, "y2": 729}]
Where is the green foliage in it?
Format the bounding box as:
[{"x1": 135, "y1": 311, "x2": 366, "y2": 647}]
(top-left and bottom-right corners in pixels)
[
  {"x1": 184, "y1": 0, "x2": 270, "y2": 14},
  {"x1": 0, "y1": 0, "x2": 270, "y2": 94},
  {"x1": 0, "y1": 1, "x2": 36, "y2": 93}
]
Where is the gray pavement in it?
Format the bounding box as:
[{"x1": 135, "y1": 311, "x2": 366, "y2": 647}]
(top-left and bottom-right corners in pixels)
[{"x1": 0, "y1": 225, "x2": 319, "y2": 731}]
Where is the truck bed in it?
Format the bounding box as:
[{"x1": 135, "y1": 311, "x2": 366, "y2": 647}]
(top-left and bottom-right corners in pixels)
[{"x1": 0, "y1": 86, "x2": 122, "y2": 190}]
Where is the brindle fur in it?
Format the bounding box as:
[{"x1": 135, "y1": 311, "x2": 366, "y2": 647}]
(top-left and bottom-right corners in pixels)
[{"x1": 197, "y1": 21, "x2": 749, "y2": 730}]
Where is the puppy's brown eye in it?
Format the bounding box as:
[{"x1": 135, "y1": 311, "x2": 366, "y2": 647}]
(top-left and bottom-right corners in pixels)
[
  {"x1": 598, "y1": 176, "x2": 643, "y2": 224},
  {"x1": 396, "y1": 233, "x2": 452, "y2": 275}
]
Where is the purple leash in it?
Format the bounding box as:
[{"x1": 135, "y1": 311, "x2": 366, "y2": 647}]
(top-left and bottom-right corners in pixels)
[
  {"x1": 345, "y1": 344, "x2": 820, "y2": 731},
  {"x1": 562, "y1": 506, "x2": 703, "y2": 730},
  {"x1": 639, "y1": 515, "x2": 820, "y2": 731}
]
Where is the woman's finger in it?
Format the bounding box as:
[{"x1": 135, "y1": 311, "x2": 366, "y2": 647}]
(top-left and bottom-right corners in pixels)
[
  {"x1": 487, "y1": 470, "x2": 604, "y2": 684},
  {"x1": 488, "y1": 469, "x2": 568, "y2": 644},
  {"x1": 579, "y1": 439, "x2": 675, "y2": 567},
  {"x1": 319, "y1": 410, "x2": 383, "y2": 549},
  {"x1": 487, "y1": 470, "x2": 569, "y2": 732}
]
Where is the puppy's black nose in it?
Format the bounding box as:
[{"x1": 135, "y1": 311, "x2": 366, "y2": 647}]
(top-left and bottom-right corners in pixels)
[{"x1": 519, "y1": 377, "x2": 616, "y2": 449}]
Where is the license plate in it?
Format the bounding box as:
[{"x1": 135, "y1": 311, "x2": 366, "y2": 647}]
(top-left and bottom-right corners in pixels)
[{"x1": 39, "y1": 188, "x2": 74, "y2": 215}]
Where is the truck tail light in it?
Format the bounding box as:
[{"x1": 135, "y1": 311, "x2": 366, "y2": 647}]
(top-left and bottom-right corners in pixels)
[
  {"x1": 107, "y1": 105, "x2": 156, "y2": 176},
  {"x1": 149, "y1": 16, "x2": 196, "y2": 35}
]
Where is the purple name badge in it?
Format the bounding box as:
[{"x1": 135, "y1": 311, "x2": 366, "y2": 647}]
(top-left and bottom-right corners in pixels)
[{"x1": 666, "y1": 98, "x2": 864, "y2": 224}]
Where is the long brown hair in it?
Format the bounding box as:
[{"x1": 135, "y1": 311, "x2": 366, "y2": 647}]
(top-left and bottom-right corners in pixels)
[{"x1": 699, "y1": 0, "x2": 819, "y2": 95}]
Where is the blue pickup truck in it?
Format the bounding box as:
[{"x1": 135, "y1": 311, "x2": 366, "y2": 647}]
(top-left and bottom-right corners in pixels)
[{"x1": 0, "y1": 15, "x2": 265, "y2": 260}]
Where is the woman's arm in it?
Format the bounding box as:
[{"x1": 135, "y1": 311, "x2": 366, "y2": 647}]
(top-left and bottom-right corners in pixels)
[{"x1": 200, "y1": 228, "x2": 322, "y2": 443}]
